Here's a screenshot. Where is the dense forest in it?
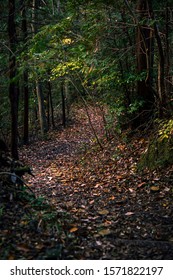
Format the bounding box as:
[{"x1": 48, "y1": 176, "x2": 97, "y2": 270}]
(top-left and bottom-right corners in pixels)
[{"x1": 1, "y1": 0, "x2": 173, "y2": 260}]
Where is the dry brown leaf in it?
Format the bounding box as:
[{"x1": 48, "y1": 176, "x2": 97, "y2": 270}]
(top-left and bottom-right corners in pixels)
[
  {"x1": 69, "y1": 227, "x2": 78, "y2": 233},
  {"x1": 150, "y1": 186, "x2": 160, "y2": 192},
  {"x1": 89, "y1": 200, "x2": 95, "y2": 204},
  {"x1": 137, "y1": 182, "x2": 146, "y2": 188},
  {"x1": 98, "y1": 229, "x2": 111, "y2": 236},
  {"x1": 94, "y1": 183, "x2": 100, "y2": 188},
  {"x1": 98, "y1": 209, "x2": 109, "y2": 215},
  {"x1": 109, "y1": 195, "x2": 115, "y2": 200},
  {"x1": 125, "y1": 212, "x2": 134, "y2": 216},
  {"x1": 8, "y1": 255, "x2": 15, "y2": 260},
  {"x1": 35, "y1": 243, "x2": 45, "y2": 250},
  {"x1": 96, "y1": 241, "x2": 102, "y2": 246},
  {"x1": 16, "y1": 244, "x2": 30, "y2": 252},
  {"x1": 104, "y1": 220, "x2": 112, "y2": 226}
]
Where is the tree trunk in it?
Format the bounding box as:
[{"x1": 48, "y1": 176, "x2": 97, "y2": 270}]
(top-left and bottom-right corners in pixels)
[
  {"x1": 8, "y1": 0, "x2": 19, "y2": 159},
  {"x1": 155, "y1": 27, "x2": 165, "y2": 117},
  {"x1": 47, "y1": 80, "x2": 55, "y2": 128},
  {"x1": 31, "y1": 0, "x2": 48, "y2": 135},
  {"x1": 21, "y1": 3, "x2": 29, "y2": 144},
  {"x1": 36, "y1": 82, "x2": 48, "y2": 135},
  {"x1": 46, "y1": 84, "x2": 50, "y2": 129},
  {"x1": 61, "y1": 80, "x2": 66, "y2": 128},
  {"x1": 132, "y1": 0, "x2": 155, "y2": 127},
  {"x1": 64, "y1": 78, "x2": 71, "y2": 117},
  {"x1": 165, "y1": 5, "x2": 171, "y2": 97},
  {"x1": 165, "y1": 4, "x2": 172, "y2": 114}
]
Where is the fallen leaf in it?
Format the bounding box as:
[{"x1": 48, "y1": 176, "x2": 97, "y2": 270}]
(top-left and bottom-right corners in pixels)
[
  {"x1": 35, "y1": 243, "x2": 45, "y2": 250},
  {"x1": 98, "y1": 229, "x2": 111, "y2": 236},
  {"x1": 94, "y1": 183, "x2": 100, "y2": 188},
  {"x1": 98, "y1": 209, "x2": 109, "y2": 215},
  {"x1": 116, "y1": 175, "x2": 124, "y2": 179},
  {"x1": 8, "y1": 255, "x2": 15, "y2": 260},
  {"x1": 109, "y1": 195, "x2": 115, "y2": 200},
  {"x1": 137, "y1": 182, "x2": 146, "y2": 188},
  {"x1": 125, "y1": 212, "x2": 134, "y2": 216},
  {"x1": 16, "y1": 244, "x2": 30, "y2": 252},
  {"x1": 96, "y1": 241, "x2": 102, "y2": 246},
  {"x1": 150, "y1": 186, "x2": 160, "y2": 192},
  {"x1": 104, "y1": 220, "x2": 112, "y2": 226},
  {"x1": 89, "y1": 200, "x2": 94, "y2": 204},
  {"x1": 69, "y1": 227, "x2": 78, "y2": 233}
]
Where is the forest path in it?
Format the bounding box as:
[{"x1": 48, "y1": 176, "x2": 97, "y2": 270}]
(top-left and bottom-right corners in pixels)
[
  {"x1": 20, "y1": 105, "x2": 173, "y2": 259},
  {"x1": 20, "y1": 105, "x2": 105, "y2": 197}
]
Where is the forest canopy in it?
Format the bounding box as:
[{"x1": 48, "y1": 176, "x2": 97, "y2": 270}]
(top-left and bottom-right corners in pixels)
[{"x1": 0, "y1": 0, "x2": 173, "y2": 161}]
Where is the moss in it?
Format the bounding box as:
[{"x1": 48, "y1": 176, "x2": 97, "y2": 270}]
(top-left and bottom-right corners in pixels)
[{"x1": 138, "y1": 136, "x2": 173, "y2": 170}]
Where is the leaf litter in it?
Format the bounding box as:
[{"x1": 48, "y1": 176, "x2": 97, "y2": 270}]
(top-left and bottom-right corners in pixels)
[{"x1": 1, "y1": 105, "x2": 173, "y2": 259}]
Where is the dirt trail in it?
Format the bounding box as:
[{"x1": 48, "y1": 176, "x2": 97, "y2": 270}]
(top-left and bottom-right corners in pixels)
[
  {"x1": 20, "y1": 106, "x2": 105, "y2": 195},
  {"x1": 19, "y1": 106, "x2": 173, "y2": 259}
]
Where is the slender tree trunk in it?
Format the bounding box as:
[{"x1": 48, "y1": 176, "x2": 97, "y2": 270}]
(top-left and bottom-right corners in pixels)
[
  {"x1": 46, "y1": 85, "x2": 50, "y2": 129},
  {"x1": 61, "y1": 80, "x2": 66, "y2": 128},
  {"x1": 64, "y1": 78, "x2": 71, "y2": 117},
  {"x1": 165, "y1": 4, "x2": 172, "y2": 114},
  {"x1": 8, "y1": 0, "x2": 19, "y2": 159},
  {"x1": 31, "y1": 0, "x2": 48, "y2": 135},
  {"x1": 48, "y1": 80, "x2": 55, "y2": 128},
  {"x1": 57, "y1": 0, "x2": 61, "y2": 13},
  {"x1": 36, "y1": 82, "x2": 48, "y2": 135},
  {"x1": 148, "y1": 1, "x2": 166, "y2": 117},
  {"x1": 134, "y1": 0, "x2": 155, "y2": 127},
  {"x1": 21, "y1": 3, "x2": 29, "y2": 144},
  {"x1": 23, "y1": 71, "x2": 29, "y2": 143},
  {"x1": 165, "y1": 5, "x2": 171, "y2": 96},
  {"x1": 156, "y1": 33, "x2": 165, "y2": 117}
]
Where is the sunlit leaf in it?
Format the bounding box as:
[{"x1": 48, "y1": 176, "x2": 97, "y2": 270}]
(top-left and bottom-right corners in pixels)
[{"x1": 69, "y1": 227, "x2": 78, "y2": 233}]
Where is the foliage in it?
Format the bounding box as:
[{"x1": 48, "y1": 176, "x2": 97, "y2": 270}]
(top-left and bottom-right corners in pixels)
[
  {"x1": 0, "y1": 175, "x2": 63, "y2": 259},
  {"x1": 24, "y1": 0, "x2": 160, "y2": 133},
  {"x1": 139, "y1": 119, "x2": 173, "y2": 170},
  {"x1": 1, "y1": 0, "x2": 172, "y2": 141},
  {"x1": 158, "y1": 119, "x2": 173, "y2": 141}
]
